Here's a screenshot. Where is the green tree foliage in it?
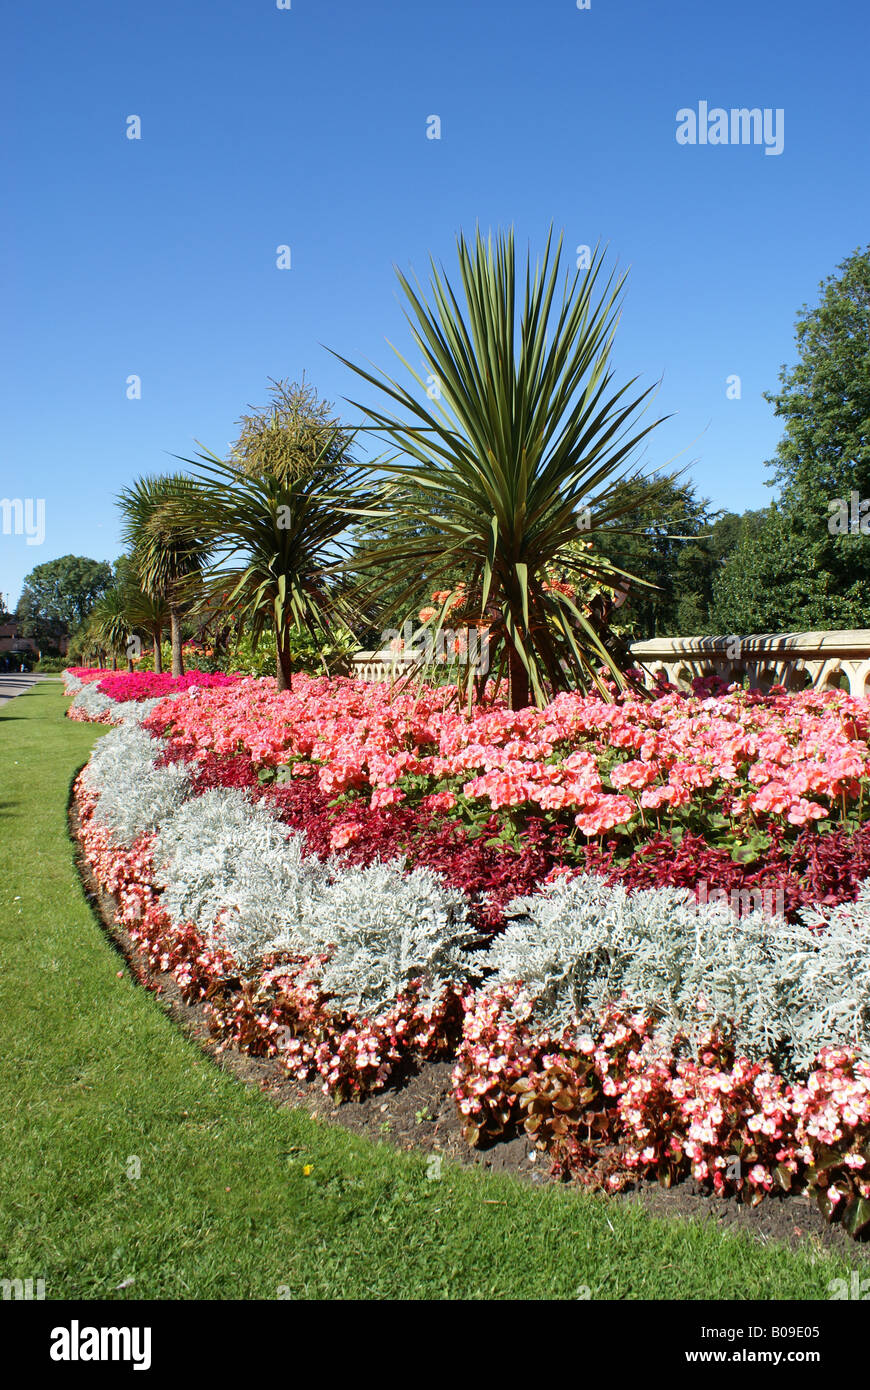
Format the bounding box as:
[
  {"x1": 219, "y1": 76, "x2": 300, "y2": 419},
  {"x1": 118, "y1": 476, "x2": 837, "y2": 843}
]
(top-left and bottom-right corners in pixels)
[
  {"x1": 169, "y1": 439, "x2": 372, "y2": 690},
  {"x1": 16, "y1": 555, "x2": 113, "y2": 650},
  {"x1": 578, "y1": 476, "x2": 738, "y2": 639},
  {"x1": 350, "y1": 481, "x2": 467, "y2": 645},
  {"x1": 117, "y1": 475, "x2": 208, "y2": 677},
  {"x1": 230, "y1": 376, "x2": 355, "y2": 485},
  {"x1": 713, "y1": 246, "x2": 870, "y2": 634}
]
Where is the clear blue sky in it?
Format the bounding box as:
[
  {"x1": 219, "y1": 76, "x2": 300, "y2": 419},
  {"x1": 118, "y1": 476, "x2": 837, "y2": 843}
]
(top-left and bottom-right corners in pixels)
[{"x1": 2, "y1": 0, "x2": 868, "y2": 606}]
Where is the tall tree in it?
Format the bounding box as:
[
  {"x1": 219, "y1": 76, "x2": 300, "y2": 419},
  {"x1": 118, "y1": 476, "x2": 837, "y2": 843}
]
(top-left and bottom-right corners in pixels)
[
  {"x1": 117, "y1": 475, "x2": 208, "y2": 677},
  {"x1": 714, "y1": 247, "x2": 870, "y2": 635},
  {"x1": 230, "y1": 376, "x2": 356, "y2": 485},
  {"x1": 582, "y1": 476, "x2": 725, "y2": 639},
  {"x1": 168, "y1": 435, "x2": 372, "y2": 691},
  {"x1": 16, "y1": 555, "x2": 113, "y2": 649}
]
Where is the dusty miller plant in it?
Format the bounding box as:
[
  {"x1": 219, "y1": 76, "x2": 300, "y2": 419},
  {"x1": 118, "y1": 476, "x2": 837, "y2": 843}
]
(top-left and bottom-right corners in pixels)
[
  {"x1": 152, "y1": 788, "x2": 327, "y2": 968},
  {"x1": 484, "y1": 874, "x2": 870, "y2": 1072},
  {"x1": 309, "y1": 859, "x2": 480, "y2": 1020},
  {"x1": 81, "y1": 723, "x2": 192, "y2": 844}
]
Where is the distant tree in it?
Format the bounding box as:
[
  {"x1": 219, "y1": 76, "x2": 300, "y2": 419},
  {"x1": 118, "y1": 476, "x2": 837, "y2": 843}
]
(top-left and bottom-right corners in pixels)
[
  {"x1": 709, "y1": 509, "x2": 798, "y2": 633},
  {"x1": 168, "y1": 437, "x2": 372, "y2": 690},
  {"x1": 765, "y1": 245, "x2": 870, "y2": 515},
  {"x1": 581, "y1": 476, "x2": 731, "y2": 639},
  {"x1": 350, "y1": 480, "x2": 467, "y2": 645},
  {"x1": 16, "y1": 555, "x2": 113, "y2": 650}
]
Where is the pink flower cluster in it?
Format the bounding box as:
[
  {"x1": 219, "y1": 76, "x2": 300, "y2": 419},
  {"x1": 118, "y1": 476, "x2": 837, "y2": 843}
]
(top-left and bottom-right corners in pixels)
[
  {"x1": 139, "y1": 675, "x2": 870, "y2": 847},
  {"x1": 65, "y1": 667, "x2": 108, "y2": 685},
  {"x1": 96, "y1": 671, "x2": 240, "y2": 703}
]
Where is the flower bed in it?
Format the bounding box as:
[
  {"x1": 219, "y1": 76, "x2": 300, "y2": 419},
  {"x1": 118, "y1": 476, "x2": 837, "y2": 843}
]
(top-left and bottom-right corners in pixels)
[
  {"x1": 63, "y1": 669, "x2": 241, "y2": 725},
  {"x1": 66, "y1": 668, "x2": 870, "y2": 1235}
]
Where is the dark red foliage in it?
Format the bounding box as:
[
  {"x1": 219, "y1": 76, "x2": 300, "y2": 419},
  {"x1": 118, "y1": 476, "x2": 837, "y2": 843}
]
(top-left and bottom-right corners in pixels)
[{"x1": 582, "y1": 822, "x2": 870, "y2": 919}]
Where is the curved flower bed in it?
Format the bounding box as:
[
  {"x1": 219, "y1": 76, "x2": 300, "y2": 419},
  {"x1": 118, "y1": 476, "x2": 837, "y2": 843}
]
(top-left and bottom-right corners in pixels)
[{"x1": 66, "y1": 668, "x2": 870, "y2": 1235}]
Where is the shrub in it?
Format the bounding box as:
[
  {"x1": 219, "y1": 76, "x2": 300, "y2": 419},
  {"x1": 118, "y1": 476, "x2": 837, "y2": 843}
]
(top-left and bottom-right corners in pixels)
[
  {"x1": 67, "y1": 682, "x2": 118, "y2": 723},
  {"x1": 485, "y1": 874, "x2": 870, "y2": 1073}
]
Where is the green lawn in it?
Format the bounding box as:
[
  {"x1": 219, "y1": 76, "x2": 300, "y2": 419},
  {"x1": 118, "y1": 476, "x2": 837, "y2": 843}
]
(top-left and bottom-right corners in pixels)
[{"x1": 0, "y1": 682, "x2": 857, "y2": 1299}]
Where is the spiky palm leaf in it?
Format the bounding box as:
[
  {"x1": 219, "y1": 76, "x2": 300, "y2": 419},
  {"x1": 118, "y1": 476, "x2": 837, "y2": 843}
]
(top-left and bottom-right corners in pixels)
[
  {"x1": 168, "y1": 435, "x2": 375, "y2": 688},
  {"x1": 336, "y1": 227, "x2": 671, "y2": 708},
  {"x1": 117, "y1": 475, "x2": 209, "y2": 676}
]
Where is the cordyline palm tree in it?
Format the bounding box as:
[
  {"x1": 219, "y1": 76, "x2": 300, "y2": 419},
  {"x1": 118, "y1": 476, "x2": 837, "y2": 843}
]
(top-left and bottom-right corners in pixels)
[
  {"x1": 115, "y1": 556, "x2": 172, "y2": 670},
  {"x1": 117, "y1": 475, "x2": 208, "y2": 677},
  {"x1": 85, "y1": 560, "x2": 171, "y2": 671},
  {"x1": 168, "y1": 432, "x2": 374, "y2": 690},
  {"x1": 336, "y1": 227, "x2": 671, "y2": 709},
  {"x1": 85, "y1": 587, "x2": 130, "y2": 671}
]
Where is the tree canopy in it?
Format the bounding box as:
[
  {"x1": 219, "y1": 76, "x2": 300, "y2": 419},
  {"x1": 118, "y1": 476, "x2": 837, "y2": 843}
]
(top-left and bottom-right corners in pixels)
[
  {"x1": 713, "y1": 246, "x2": 870, "y2": 634},
  {"x1": 16, "y1": 555, "x2": 113, "y2": 648}
]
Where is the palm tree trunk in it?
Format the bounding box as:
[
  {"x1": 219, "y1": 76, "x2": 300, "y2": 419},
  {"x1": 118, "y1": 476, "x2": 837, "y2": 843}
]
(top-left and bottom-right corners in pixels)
[
  {"x1": 152, "y1": 626, "x2": 163, "y2": 675},
  {"x1": 507, "y1": 641, "x2": 529, "y2": 711},
  {"x1": 276, "y1": 625, "x2": 294, "y2": 692},
  {"x1": 170, "y1": 609, "x2": 184, "y2": 678}
]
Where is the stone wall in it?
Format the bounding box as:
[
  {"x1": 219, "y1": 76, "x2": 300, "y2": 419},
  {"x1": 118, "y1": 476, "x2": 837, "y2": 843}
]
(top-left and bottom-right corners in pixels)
[
  {"x1": 350, "y1": 631, "x2": 870, "y2": 695},
  {"x1": 628, "y1": 631, "x2": 870, "y2": 696}
]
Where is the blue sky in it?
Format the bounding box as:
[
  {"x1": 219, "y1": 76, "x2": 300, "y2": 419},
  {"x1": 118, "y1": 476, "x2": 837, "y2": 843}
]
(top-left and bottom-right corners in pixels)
[{"x1": 2, "y1": 0, "x2": 868, "y2": 606}]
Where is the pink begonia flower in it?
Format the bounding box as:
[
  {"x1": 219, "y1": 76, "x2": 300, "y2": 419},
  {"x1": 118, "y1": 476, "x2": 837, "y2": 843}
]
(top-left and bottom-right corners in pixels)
[{"x1": 330, "y1": 824, "x2": 362, "y2": 850}]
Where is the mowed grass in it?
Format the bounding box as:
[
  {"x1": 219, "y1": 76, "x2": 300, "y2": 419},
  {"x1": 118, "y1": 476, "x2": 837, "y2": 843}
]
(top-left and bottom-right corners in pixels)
[{"x1": 0, "y1": 681, "x2": 855, "y2": 1300}]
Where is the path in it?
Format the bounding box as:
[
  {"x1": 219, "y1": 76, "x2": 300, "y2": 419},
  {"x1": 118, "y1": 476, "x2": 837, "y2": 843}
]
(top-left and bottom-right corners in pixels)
[{"x1": 0, "y1": 673, "x2": 61, "y2": 706}]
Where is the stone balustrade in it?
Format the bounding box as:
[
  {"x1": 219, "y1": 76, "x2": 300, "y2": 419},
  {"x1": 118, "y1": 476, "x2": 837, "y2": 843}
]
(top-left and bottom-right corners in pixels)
[
  {"x1": 349, "y1": 650, "x2": 419, "y2": 683},
  {"x1": 628, "y1": 630, "x2": 870, "y2": 696},
  {"x1": 350, "y1": 631, "x2": 870, "y2": 696}
]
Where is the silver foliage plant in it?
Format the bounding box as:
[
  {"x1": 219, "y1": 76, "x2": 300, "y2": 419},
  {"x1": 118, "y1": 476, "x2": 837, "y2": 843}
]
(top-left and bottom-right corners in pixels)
[
  {"x1": 70, "y1": 682, "x2": 178, "y2": 727},
  {"x1": 152, "y1": 787, "x2": 480, "y2": 1014},
  {"x1": 82, "y1": 736, "x2": 479, "y2": 1013},
  {"x1": 787, "y1": 888, "x2": 870, "y2": 1071},
  {"x1": 80, "y1": 723, "x2": 192, "y2": 844},
  {"x1": 69, "y1": 682, "x2": 117, "y2": 722},
  {"x1": 484, "y1": 874, "x2": 870, "y2": 1073},
  {"x1": 309, "y1": 859, "x2": 480, "y2": 1020},
  {"x1": 152, "y1": 788, "x2": 327, "y2": 968},
  {"x1": 108, "y1": 695, "x2": 171, "y2": 726}
]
